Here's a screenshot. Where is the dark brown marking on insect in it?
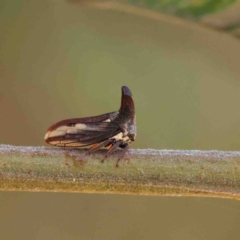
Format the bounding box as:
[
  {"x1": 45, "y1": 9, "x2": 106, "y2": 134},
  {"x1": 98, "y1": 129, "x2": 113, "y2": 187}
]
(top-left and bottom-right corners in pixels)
[{"x1": 47, "y1": 112, "x2": 118, "y2": 131}]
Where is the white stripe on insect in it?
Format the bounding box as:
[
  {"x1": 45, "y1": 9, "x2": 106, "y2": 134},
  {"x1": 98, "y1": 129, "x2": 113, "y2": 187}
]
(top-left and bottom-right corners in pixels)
[{"x1": 112, "y1": 132, "x2": 131, "y2": 143}]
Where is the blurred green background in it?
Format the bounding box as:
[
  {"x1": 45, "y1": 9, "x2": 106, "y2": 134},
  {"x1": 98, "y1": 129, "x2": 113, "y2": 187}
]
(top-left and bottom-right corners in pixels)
[
  {"x1": 0, "y1": 0, "x2": 240, "y2": 150},
  {"x1": 0, "y1": 0, "x2": 240, "y2": 239}
]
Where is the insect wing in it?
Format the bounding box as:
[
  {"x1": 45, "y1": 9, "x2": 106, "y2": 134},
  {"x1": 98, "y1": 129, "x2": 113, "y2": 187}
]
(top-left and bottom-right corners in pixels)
[
  {"x1": 45, "y1": 121, "x2": 120, "y2": 147},
  {"x1": 47, "y1": 111, "x2": 118, "y2": 132}
]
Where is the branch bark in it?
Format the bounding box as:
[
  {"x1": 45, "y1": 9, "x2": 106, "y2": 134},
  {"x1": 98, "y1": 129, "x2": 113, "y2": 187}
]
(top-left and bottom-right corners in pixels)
[{"x1": 0, "y1": 145, "x2": 240, "y2": 200}]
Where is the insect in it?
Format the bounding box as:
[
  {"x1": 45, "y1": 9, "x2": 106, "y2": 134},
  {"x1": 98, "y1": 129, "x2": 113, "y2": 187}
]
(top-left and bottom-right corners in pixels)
[{"x1": 44, "y1": 86, "x2": 136, "y2": 167}]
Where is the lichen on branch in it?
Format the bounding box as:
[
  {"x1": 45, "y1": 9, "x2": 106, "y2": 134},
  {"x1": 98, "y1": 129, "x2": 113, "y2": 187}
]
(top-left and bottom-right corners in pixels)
[{"x1": 0, "y1": 145, "x2": 240, "y2": 200}]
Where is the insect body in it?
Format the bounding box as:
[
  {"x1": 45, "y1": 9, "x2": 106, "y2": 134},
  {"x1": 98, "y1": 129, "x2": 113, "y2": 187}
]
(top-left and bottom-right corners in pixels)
[{"x1": 44, "y1": 86, "x2": 136, "y2": 166}]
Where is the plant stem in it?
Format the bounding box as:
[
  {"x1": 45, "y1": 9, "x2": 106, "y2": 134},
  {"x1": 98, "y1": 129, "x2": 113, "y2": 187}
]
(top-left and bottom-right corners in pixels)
[{"x1": 0, "y1": 145, "x2": 240, "y2": 199}]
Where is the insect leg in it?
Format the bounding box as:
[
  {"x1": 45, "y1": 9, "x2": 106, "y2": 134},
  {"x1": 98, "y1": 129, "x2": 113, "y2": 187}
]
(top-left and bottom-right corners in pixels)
[
  {"x1": 101, "y1": 140, "x2": 122, "y2": 163},
  {"x1": 116, "y1": 144, "x2": 129, "y2": 167},
  {"x1": 88, "y1": 138, "x2": 112, "y2": 154}
]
